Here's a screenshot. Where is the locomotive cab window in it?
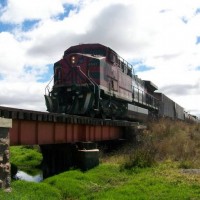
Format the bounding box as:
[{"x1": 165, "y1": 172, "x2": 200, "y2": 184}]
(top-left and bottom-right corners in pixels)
[
  {"x1": 121, "y1": 62, "x2": 124, "y2": 72},
  {"x1": 109, "y1": 53, "x2": 116, "y2": 63},
  {"x1": 121, "y1": 63, "x2": 127, "y2": 74},
  {"x1": 127, "y1": 68, "x2": 132, "y2": 77},
  {"x1": 54, "y1": 65, "x2": 61, "y2": 83}
]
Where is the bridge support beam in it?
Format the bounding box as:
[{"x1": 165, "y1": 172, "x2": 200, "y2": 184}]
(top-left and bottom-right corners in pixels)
[
  {"x1": 0, "y1": 117, "x2": 12, "y2": 192},
  {"x1": 40, "y1": 143, "x2": 75, "y2": 178},
  {"x1": 40, "y1": 142, "x2": 99, "y2": 178},
  {"x1": 10, "y1": 119, "x2": 124, "y2": 145}
]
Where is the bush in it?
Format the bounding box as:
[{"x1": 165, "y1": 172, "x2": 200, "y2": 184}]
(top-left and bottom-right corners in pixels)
[
  {"x1": 146, "y1": 119, "x2": 200, "y2": 168},
  {"x1": 122, "y1": 133, "x2": 157, "y2": 169},
  {"x1": 123, "y1": 148, "x2": 156, "y2": 169},
  {"x1": 122, "y1": 119, "x2": 200, "y2": 170}
]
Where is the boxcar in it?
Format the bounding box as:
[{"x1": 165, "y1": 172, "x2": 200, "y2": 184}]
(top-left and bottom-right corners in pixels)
[{"x1": 154, "y1": 93, "x2": 175, "y2": 119}]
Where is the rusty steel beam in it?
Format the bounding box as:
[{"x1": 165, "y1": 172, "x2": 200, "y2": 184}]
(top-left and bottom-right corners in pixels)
[
  {"x1": 10, "y1": 119, "x2": 124, "y2": 145},
  {"x1": 0, "y1": 106, "x2": 139, "y2": 145}
]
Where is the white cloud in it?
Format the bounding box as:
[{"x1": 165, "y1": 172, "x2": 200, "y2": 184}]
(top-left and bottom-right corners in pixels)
[
  {"x1": 0, "y1": 80, "x2": 47, "y2": 111},
  {"x1": 0, "y1": 0, "x2": 78, "y2": 23},
  {"x1": 0, "y1": 32, "x2": 25, "y2": 74},
  {"x1": 0, "y1": 0, "x2": 200, "y2": 116}
]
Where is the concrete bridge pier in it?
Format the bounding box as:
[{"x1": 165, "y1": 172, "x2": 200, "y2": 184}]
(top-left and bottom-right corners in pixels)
[
  {"x1": 0, "y1": 117, "x2": 12, "y2": 192},
  {"x1": 75, "y1": 142, "x2": 99, "y2": 171}
]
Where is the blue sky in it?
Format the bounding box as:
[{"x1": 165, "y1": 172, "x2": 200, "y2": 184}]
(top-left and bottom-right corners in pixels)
[{"x1": 0, "y1": 0, "x2": 200, "y2": 116}]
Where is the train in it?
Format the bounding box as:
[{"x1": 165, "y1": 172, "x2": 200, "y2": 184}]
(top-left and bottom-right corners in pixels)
[
  {"x1": 44, "y1": 43, "x2": 198, "y2": 123},
  {"x1": 154, "y1": 93, "x2": 198, "y2": 123}
]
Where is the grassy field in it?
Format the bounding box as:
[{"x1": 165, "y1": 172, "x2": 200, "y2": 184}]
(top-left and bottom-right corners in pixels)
[
  {"x1": 1, "y1": 162, "x2": 200, "y2": 199},
  {"x1": 0, "y1": 119, "x2": 200, "y2": 199}
]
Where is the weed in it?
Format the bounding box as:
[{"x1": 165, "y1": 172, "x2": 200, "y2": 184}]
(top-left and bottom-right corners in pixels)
[
  {"x1": 122, "y1": 147, "x2": 156, "y2": 169},
  {"x1": 146, "y1": 119, "x2": 200, "y2": 168}
]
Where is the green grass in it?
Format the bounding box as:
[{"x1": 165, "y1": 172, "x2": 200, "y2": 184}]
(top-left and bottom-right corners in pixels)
[
  {"x1": 44, "y1": 164, "x2": 127, "y2": 200},
  {"x1": 0, "y1": 163, "x2": 197, "y2": 200},
  {"x1": 0, "y1": 180, "x2": 61, "y2": 200},
  {"x1": 10, "y1": 145, "x2": 42, "y2": 168},
  {"x1": 2, "y1": 121, "x2": 200, "y2": 199},
  {"x1": 43, "y1": 163, "x2": 200, "y2": 200},
  {"x1": 1, "y1": 154, "x2": 200, "y2": 199}
]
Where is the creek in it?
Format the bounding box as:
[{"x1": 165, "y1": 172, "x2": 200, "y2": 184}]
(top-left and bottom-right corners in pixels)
[{"x1": 14, "y1": 170, "x2": 43, "y2": 182}]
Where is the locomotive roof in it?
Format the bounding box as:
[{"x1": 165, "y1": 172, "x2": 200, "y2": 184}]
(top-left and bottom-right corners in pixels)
[
  {"x1": 144, "y1": 80, "x2": 158, "y2": 92},
  {"x1": 64, "y1": 43, "x2": 118, "y2": 56},
  {"x1": 66, "y1": 43, "x2": 107, "y2": 49}
]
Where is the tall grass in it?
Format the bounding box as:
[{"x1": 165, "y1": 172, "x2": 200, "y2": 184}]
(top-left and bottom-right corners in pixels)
[{"x1": 122, "y1": 119, "x2": 200, "y2": 169}]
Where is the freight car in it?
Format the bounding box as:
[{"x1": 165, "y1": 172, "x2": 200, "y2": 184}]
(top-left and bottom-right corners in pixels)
[
  {"x1": 45, "y1": 43, "x2": 159, "y2": 121},
  {"x1": 154, "y1": 92, "x2": 185, "y2": 120}
]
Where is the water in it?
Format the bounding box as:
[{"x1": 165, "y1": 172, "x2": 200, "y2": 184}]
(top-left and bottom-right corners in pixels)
[{"x1": 14, "y1": 170, "x2": 43, "y2": 182}]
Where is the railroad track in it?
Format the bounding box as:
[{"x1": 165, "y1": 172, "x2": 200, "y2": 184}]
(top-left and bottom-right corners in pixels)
[{"x1": 0, "y1": 106, "x2": 139, "y2": 127}]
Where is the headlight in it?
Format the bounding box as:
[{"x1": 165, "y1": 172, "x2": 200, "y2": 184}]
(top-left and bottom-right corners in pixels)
[{"x1": 71, "y1": 56, "x2": 76, "y2": 64}]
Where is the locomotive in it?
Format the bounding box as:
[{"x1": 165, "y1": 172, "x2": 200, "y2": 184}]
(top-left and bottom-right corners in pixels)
[
  {"x1": 44, "y1": 43, "x2": 199, "y2": 122},
  {"x1": 45, "y1": 43, "x2": 159, "y2": 121}
]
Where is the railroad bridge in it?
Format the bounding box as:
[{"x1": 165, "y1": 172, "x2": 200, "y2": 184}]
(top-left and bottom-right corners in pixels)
[{"x1": 0, "y1": 106, "x2": 142, "y2": 191}]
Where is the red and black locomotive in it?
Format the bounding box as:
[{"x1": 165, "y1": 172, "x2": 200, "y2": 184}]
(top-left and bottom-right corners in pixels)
[{"x1": 44, "y1": 43, "x2": 159, "y2": 121}]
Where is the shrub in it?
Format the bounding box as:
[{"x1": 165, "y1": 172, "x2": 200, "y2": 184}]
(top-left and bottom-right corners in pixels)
[
  {"x1": 123, "y1": 148, "x2": 156, "y2": 169},
  {"x1": 146, "y1": 119, "x2": 200, "y2": 168},
  {"x1": 122, "y1": 133, "x2": 157, "y2": 169},
  {"x1": 122, "y1": 119, "x2": 200, "y2": 170}
]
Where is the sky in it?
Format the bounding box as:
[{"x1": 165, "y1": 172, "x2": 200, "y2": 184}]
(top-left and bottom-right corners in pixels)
[{"x1": 0, "y1": 0, "x2": 200, "y2": 117}]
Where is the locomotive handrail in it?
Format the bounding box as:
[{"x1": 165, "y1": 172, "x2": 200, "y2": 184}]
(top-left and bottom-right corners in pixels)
[
  {"x1": 76, "y1": 66, "x2": 101, "y2": 109},
  {"x1": 88, "y1": 70, "x2": 100, "y2": 109},
  {"x1": 75, "y1": 66, "x2": 96, "y2": 93},
  {"x1": 117, "y1": 54, "x2": 135, "y2": 75},
  {"x1": 45, "y1": 75, "x2": 54, "y2": 95},
  {"x1": 87, "y1": 70, "x2": 100, "y2": 90}
]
